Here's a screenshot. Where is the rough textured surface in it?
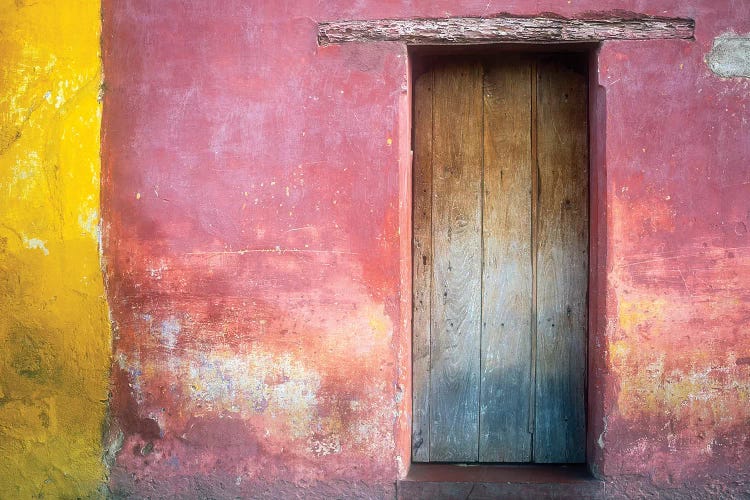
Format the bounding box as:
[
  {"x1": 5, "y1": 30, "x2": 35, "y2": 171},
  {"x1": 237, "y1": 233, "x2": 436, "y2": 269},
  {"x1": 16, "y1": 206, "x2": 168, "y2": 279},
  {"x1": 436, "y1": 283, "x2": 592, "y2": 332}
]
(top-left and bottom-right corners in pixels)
[
  {"x1": 318, "y1": 15, "x2": 695, "y2": 45},
  {"x1": 398, "y1": 464, "x2": 604, "y2": 500},
  {"x1": 706, "y1": 33, "x2": 750, "y2": 78},
  {"x1": 398, "y1": 480, "x2": 604, "y2": 499},
  {"x1": 101, "y1": 1, "x2": 407, "y2": 496},
  {"x1": 534, "y1": 57, "x2": 589, "y2": 463},
  {"x1": 428, "y1": 62, "x2": 483, "y2": 462},
  {"x1": 479, "y1": 58, "x2": 533, "y2": 462},
  {"x1": 0, "y1": 0, "x2": 110, "y2": 497},
  {"x1": 410, "y1": 70, "x2": 432, "y2": 463},
  {"x1": 99, "y1": 0, "x2": 749, "y2": 498},
  {"x1": 595, "y1": 29, "x2": 750, "y2": 494},
  {"x1": 412, "y1": 58, "x2": 588, "y2": 463}
]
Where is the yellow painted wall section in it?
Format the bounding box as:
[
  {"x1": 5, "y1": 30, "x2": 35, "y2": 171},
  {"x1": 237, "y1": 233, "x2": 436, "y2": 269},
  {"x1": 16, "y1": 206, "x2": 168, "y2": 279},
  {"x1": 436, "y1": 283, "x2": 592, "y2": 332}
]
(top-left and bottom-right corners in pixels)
[{"x1": 0, "y1": 1, "x2": 110, "y2": 497}]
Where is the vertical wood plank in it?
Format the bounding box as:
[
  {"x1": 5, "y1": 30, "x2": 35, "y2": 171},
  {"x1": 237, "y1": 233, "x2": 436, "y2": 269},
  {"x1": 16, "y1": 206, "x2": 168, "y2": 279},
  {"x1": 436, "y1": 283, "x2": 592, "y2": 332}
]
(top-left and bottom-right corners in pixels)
[
  {"x1": 529, "y1": 58, "x2": 539, "y2": 442},
  {"x1": 429, "y1": 62, "x2": 483, "y2": 462},
  {"x1": 412, "y1": 70, "x2": 434, "y2": 462},
  {"x1": 479, "y1": 59, "x2": 533, "y2": 462},
  {"x1": 533, "y1": 58, "x2": 588, "y2": 463}
]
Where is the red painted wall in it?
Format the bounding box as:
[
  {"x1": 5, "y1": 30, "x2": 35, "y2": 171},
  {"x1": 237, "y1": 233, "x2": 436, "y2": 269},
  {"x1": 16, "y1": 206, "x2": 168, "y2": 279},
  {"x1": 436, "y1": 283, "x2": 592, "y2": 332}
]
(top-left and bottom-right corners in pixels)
[{"x1": 101, "y1": 1, "x2": 749, "y2": 497}]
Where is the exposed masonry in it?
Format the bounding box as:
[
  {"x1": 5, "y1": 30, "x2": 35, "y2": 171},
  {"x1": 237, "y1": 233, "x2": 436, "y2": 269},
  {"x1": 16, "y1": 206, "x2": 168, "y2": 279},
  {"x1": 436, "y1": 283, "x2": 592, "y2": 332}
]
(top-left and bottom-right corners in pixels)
[
  {"x1": 318, "y1": 14, "x2": 694, "y2": 45},
  {"x1": 707, "y1": 34, "x2": 750, "y2": 78}
]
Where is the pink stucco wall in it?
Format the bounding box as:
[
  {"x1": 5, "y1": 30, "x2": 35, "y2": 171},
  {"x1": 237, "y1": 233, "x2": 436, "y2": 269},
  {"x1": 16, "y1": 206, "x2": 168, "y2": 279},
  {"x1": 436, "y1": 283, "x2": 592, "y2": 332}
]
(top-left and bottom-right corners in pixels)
[{"x1": 101, "y1": 1, "x2": 749, "y2": 497}]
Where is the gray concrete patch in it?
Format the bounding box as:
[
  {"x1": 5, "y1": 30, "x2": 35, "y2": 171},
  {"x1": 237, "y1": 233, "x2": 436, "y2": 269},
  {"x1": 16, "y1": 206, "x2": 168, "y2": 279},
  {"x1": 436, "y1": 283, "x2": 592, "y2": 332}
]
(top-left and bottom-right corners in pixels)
[{"x1": 707, "y1": 33, "x2": 750, "y2": 78}]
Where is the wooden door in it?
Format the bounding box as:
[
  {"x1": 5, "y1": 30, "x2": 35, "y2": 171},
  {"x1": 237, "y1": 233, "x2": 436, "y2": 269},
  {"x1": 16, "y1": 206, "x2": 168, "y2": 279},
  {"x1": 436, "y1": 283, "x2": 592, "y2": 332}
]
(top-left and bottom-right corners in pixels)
[{"x1": 412, "y1": 54, "x2": 588, "y2": 464}]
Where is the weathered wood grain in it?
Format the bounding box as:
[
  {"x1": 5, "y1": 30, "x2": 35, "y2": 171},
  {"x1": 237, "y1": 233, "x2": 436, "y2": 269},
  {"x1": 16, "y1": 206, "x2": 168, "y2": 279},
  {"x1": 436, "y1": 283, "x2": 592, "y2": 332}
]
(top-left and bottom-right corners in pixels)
[
  {"x1": 533, "y1": 58, "x2": 588, "y2": 463},
  {"x1": 529, "y1": 58, "x2": 539, "y2": 444},
  {"x1": 412, "y1": 70, "x2": 434, "y2": 462},
  {"x1": 479, "y1": 58, "x2": 533, "y2": 463},
  {"x1": 318, "y1": 15, "x2": 694, "y2": 45},
  {"x1": 429, "y1": 62, "x2": 483, "y2": 462},
  {"x1": 414, "y1": 55, "x2": 589, "y2": 464}
]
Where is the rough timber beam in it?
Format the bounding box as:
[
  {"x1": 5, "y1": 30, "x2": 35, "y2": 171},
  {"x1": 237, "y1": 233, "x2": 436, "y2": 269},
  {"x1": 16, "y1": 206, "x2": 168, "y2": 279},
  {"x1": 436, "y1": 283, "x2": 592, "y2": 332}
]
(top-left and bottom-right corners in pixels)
[{"x1": 317, "y1": 14, "x2": 695, "y2": 45}]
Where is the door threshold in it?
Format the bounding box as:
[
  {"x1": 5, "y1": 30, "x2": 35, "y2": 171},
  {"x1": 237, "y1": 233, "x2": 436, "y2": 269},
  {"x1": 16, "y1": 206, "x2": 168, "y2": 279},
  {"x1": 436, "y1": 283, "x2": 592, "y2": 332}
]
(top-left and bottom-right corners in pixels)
[{"x1": 398, "y1": 463, "x2": 604, "y2": 499}]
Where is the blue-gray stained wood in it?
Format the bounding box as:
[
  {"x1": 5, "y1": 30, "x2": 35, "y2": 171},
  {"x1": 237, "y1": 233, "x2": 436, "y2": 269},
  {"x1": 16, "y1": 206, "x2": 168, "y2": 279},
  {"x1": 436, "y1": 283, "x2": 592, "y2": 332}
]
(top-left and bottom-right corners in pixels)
[
  {"x1": 411, "y1": 70, "x2": 433, "y2": 462},
  {"x1": 479, "y1": 58, "x2": 534, "y2": 462},
  {"x1": 533, "y1": 58, "x2": 588, "y2": 463},
  {"x1": 428, "y1": 62, "x2": 483, "y2": 462}
]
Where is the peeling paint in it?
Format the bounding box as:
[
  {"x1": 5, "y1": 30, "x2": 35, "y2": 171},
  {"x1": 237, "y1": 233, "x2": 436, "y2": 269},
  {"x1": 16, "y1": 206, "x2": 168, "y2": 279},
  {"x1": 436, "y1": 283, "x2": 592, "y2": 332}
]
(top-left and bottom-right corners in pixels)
[{"x1": 22, "y1": 236, "x2": 49, "y2": 255}]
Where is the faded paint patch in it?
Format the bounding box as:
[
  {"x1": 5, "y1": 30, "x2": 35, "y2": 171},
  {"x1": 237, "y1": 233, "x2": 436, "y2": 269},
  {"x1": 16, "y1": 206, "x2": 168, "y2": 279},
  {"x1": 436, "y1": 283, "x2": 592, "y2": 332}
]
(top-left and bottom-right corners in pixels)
[
  {"x1": 159, "y1": 317, "x2": 181, "y2": 350},
  {"x1": 610, "y1": 334, "x2": 750, "y2": 422},
  {"x1": 104, "y1": 241, "x2": 401, "y2": 490},
  {"x1": 0, "y1": 1, "x2": 110, "y2": 497},
  {"x1": 617, "y1": 297, "x2": 665, "y2": 334},
  {"x1": 706, "y1": 33, "x2": 750, "y2": 78},
  {"x1": 604, "y1": 153, "x2": 750, "y2": 482},
  {"x1": 609, "y1": 290, "x2": 750, "y2": 484},
  {"x1": 185, "y1": 348, "x2": 322, "y2": 437}
]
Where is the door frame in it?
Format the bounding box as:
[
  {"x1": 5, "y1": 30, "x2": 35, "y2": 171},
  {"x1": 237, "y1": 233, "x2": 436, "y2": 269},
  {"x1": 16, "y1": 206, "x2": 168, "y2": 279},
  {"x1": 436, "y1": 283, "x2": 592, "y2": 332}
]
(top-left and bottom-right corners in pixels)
[{"x1": 396, "y1": 43, "x2": 608, "y2": 477}]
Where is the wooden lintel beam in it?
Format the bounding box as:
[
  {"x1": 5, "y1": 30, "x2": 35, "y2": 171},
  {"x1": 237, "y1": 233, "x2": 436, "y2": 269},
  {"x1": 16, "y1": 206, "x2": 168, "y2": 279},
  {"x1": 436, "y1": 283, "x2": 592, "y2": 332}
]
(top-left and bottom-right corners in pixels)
[{"x1": 317, "y1": 14, "x2": 694, "y2": 45}]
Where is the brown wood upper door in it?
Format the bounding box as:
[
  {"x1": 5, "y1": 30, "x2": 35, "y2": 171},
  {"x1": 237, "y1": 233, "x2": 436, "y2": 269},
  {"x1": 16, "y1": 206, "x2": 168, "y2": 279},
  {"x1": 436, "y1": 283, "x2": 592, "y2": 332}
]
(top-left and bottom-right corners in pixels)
[{"x1": 412, "y1": 55, "x2": 588, "y2": 464}]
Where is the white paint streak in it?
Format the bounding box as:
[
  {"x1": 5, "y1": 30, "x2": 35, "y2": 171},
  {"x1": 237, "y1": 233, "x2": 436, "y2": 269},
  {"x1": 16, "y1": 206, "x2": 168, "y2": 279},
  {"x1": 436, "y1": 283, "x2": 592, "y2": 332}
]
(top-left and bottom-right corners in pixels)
[
  {"x1": 78, "y1": 207, "x2": 99, "y2": 238},
  {"x1": 160, "y1": 317, "x2": 181, "y2": 350}
]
